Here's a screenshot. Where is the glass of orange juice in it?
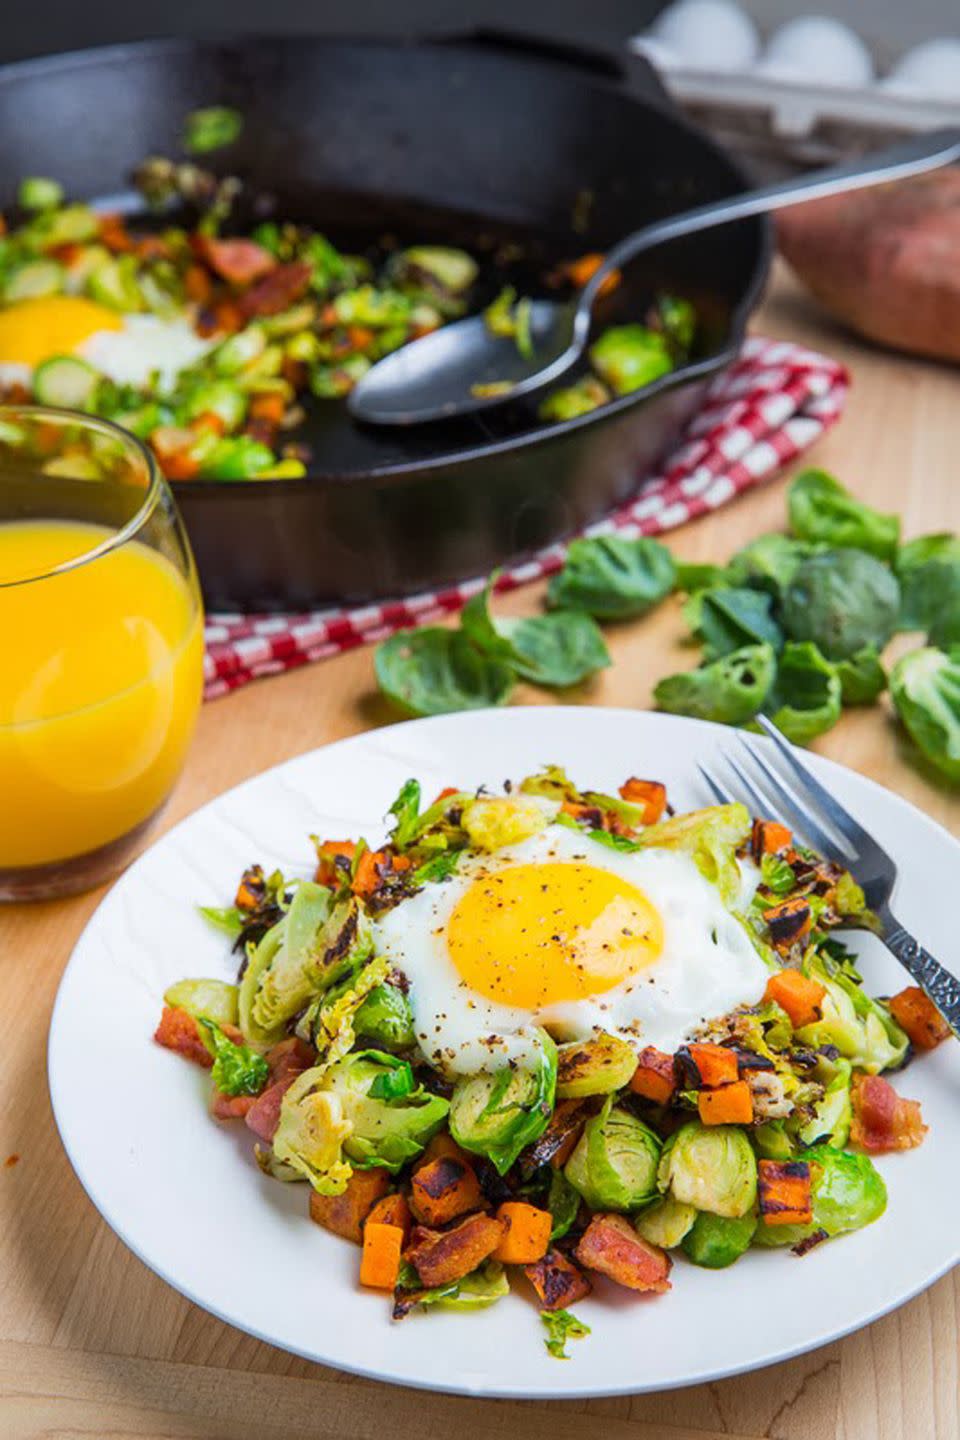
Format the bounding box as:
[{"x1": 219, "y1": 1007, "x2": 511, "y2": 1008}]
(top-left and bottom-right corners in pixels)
[{"x1": 0, "y1": 406, "x2": 204, "y2": 901}]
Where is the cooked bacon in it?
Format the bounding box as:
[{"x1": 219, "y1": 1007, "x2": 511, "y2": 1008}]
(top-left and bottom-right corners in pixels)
[
  {"x1": 888, "y1": 987, "x2": 952, "y2": 1051},
  {"x1": 575, "y1": 1213, "x2": 671, "y2": 1294},
  {"x1": 520, "y1": 1097, "x2": 595, "y2": 1175},
  {"x1": 199, "y1": 237, "x2": 276, "y2": 286},
  {"x1": 265, "y1": 1036, "x2": 315, "y2": 1085},
  {"x1": 244, "y1": 1076, "x2": 297, "y2": 1143},
  {"x1": 851, "y1": 1074, "x2": 927, "y2": 1154},
  {"x1": 524, "y1": 1247, "x2": 592, "y2": 1311},
  {"x1": 404, "y1": 1212, "x2": 505, "y2": 1289},
  {"x1": 98, "y1": 213, "x2": 135, "y2": 252},
  {"x1": 239, "y1": 260, "x2": 312, "y2": 318},
  {"x1": 212, "y1": 1091, "x2": 257, "y2": 1121},
  {"x1": 154, "y1": 1006, "x2": 213, "y2": 1067}
]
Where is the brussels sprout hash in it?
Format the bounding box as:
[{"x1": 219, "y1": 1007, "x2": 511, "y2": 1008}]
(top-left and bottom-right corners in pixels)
[{"x1": 155, "y1": 767, "x2": 947, "y2": 1349}]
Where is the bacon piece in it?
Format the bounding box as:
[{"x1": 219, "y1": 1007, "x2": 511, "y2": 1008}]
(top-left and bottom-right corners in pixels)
[
  {"x1": 199, "y1": 237, "x2": 276, "y2": 286},
  {"x1": 851, "y1": 1074, "x2": 927, "y2": 1154},
  {"x1": 575, "y1": 1213, "x2": 671, "y2": 1294},
  {"x1": 405, "y1": 1212, "x2": 506, "y2": 1289},
  {"x1": 265, "y1": 1036, "x2": 315, "y2": 1084},
  {"x1": 154, "y1": 1005, "x2": 212, "y2": 1067},
  {"x1": 524, "y1": 1247, "x2": 592, "y2": 1311},
  {"x1": 98, "y1": 213, "x2": 135, "y2": 252},
  {"x1": 212, "y1": 1092, "x2": 257, "y2": 1121},
  {"x1": 239, "y1": 260, "x2": 312, "y2": 318},
  {"x1": 888, "y1": 987, "x2": 952, "y2": 1051},
  {"x1": 244, "y1": 1077, "x2": 296, "y2": 1143}
]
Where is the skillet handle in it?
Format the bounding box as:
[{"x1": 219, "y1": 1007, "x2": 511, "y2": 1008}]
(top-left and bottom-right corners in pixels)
[{"x1": 410, "y1": 25, "x2": 670, "y2": 106}]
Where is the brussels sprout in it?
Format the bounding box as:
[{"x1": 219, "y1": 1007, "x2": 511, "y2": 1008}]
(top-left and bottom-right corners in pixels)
[
  {"x1": 643, "y1": 803, "x2": 751, "y2": 906},
  {"x1": 795, "y1": 961, "x2": 908, "y2": 1074},
  {"x1": 323, "y1": 1050, "x2": 449, "y2": 1171},
  {"x1": 333, "y1": 285, "x2": 412, "y2": 328},
  {"x1": 658, "y1": 1121, "x2": 757, "y2": 1218},
  {"x1": 183, "y1": 105, "x2": 243, "y2": 154},
  {"x1": 694, "y1": 587, "x2": 783, "y2": 662},
  {"x1": 272, "y1": 1067, "x2": 354, "y2": 1194},
  {"x1": 239, "y1": 883, "x2": 355, "y2": 1045},
  {"x1": 183, "y1": 381, "x2": 248, "y2": 431},
  {"x1": 18, "y1": 176, "x2": 64, "y2": 211},
  {"x1": 389, "y1": 246, "x2": 478, "y2": 297},
  {"x1": 654, "y1": 643, "x2": 776, "y2": 726},
  {"x1": 788, "y1": 469, "x2": 899, "y2": 560},
  {"x1": 836, "y1": 646, "x2": 887, "y2": 706},
  {"x1": 890, "y1": 647, "x2": 960, "y2": 782},
  {"x1": 214, "y1": 324, "x2": 267, "y2": 375},
  {"x1": 565, "y1": 1096, "x2": 661, "y2": 1211},
  {"x1": 435, "y1": 1260, "x2": 510, "y2": 1310},
  {"x1": 896, "y1": 535, "x2": 960, "y2": 633},
  {"x1": 449, "y1": 1030, "x2": 557, "y2": 1174},
  {"x1": 375, "y1": 627, "x2": 514, "y2": 717},
  {"x1": 752, "y1": 1120, "x2": 795, "y2": 1161},
  {"x1": 546, "y1": 535, "x2": 676, "y2": 620},
  {"x1": 547, "y1": 1169, "x2": 581, "y2": 1240},
  {"x1": 765, "y1": 641, "x2": 842, "y2": 745},
  {"x1": 353, "y1": 983, "x2": 416, "y2": 1051},
  {"x1": 198, "y1": 1019, "x2": 269, "y2": 1097},
  {"x1": 538, "y1": 375, "x2": 610, "y2": 422},
  {"x1": 556, "y1": 1033, "x2": 639, "y2": 1098},
  {"x1": 634, "y1": 1196, "x2": 697, "y2": 1248},
  {"x1": 725, "y1": 533, "x2": 823, "y2": 596},
  {"x1": 682, "y1": 1210, "x2": 757, "y2": 1268},
  {"x1": 589, "y1": 324, "x2": 673, "y2": 394},
  {"x1": 163, "y1": 977, "x2": 239, "y2": 1027},
  {"x1": 461, "y1": 576, "x2": 611, "y2": 687},
  {"x1": 799, "y1": 1059, "x2": 852, "y2": 1147},
  {"x1": 653, "y1": 292, "x2": 696, "y2": 355},
  {"x1": 753, "y1": 1146, "x2": 886, "y2": 1247},
  {"x1": 461, "y1": 794, "x2": 557, "y2": 852},
  {"x1": 299, "y1": 954, "x2": 391, "y2": 1067},
  {"x1": 781, "y1": 550, "x2": 900, "y2": 661}
]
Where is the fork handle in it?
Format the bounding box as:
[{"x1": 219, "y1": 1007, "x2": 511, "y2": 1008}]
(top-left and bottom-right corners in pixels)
[{"x1": 882, "y1": 911, "x2": 960, "y2": 1039}]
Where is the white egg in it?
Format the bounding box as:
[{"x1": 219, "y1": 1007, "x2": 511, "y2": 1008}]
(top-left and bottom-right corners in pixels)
[
  {"x1": 756, "y1": 17, "x2": 874, "y2": 87},
  {"x1": 647, "y1": 0, "x2": 760, "y2": 71},
  {"x1": 882, "y1": 38, "x2": 960, "y2": 101},
  {"x1": 79, "y1": 314, "x2": 214, "y2": 391},
  {"x1": 375, "y1": 823, "x2": 768, "y2": 1077}
]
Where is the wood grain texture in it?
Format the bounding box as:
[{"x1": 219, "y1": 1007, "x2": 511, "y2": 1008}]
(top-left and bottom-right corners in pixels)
[{"x1": 2, "y1": 263, "x2": 958, "y2": 1440}]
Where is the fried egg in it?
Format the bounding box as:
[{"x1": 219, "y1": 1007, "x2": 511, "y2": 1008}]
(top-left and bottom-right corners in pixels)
[
  {"x1": 0, "y1": 296, "x2": 213, "y2": 391},
  {"x1": 375, "y1": 823, "x2": 768, "y2": 1076}
]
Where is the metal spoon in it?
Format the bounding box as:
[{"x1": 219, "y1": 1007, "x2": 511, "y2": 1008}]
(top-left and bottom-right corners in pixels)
[{"x1": 348, "y1": 128, "x2": 960, "y2": 427}]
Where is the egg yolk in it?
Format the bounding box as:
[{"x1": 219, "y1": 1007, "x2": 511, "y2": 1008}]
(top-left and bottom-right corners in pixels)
[
  {"x1": 446, "y1": 861, "x2": 664, "y2": 1009},
  {"x1": 0, "y1": 296, "x2": 121, "y2": 367}
]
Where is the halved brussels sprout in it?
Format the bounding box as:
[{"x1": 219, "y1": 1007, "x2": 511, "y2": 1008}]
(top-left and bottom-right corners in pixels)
[
  {"x1": 449, "y1": 1029, "x2": 557, "y2": 1175},
  {"x1": 634, "y1": 1196, "x2": 697, "y2": 1249},
  {"x1": 323, "y1": 1050, "x2": 449, "y2": 1172},
  {"x1": 658, "y1": 1121, "x2": 758, "y2": 1218},
  {"x1": 753, "y1": 1145, "x2": 886, "y2": 1247},
  {"x1": 642, "y1": 803, "x2": 751, "y2": 906},
  {"x1": 799, "y1": 1059, "x2": 853, "y2": 1147},
  {"x1": 556, "y1": 1033, "x2": 639, "y2": 1098},
  {"x1": 272, "y1": 1067, "x2": 354, "y2": 1194},
  {"x1": 565, "y1": 1096, "x2": 661, "y2": 1211},
  {"x1": 238, "y1": 882, "x2": 333, "y2": 1045},
  {"x1": 461, "y1": 794, "x2": 558, "y2": 852},
  {"x1": 299, "y1": 954, "x2": 391, "y2": 1066},
  {"x1": 163, "y1": 977, "x2": 239, "y2": 1027},
  {"x1": 752, "y1": 1120, "x2": 795, "y2": 1161},
  {"x1": 394, "y1": 1258, "x2": 509, "y2": 1314},
  {"x1": 354, "y1": 983, "x2": 416, "y2": 1051},
  {"x1": 682, "y1": 1210, "x2": 757, "y2": 1268},
  {"x1": 796, "y1": 960, "x2": 908, "y2": 1074}
]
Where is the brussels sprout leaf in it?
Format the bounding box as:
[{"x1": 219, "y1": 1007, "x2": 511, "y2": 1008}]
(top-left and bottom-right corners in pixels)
[
  {"x1": 788, "y1": 469, "x2": 899, "y2": 560},
  {"x1": 890, "y1": 646, "x2": 960, "y2": 781},
  {"x1": 760, "y1": 853, "x2": 796, "y2": 895},
  {"x1": 387, "y1": 778, "x2": 421, "y2": 849},
  {"x1": 541, "y1": 1308, "x2": 591, "y2": 1360},
  {"x1": 375, "y1": 628, "x2": 514, "y2": 717},
  {"x1": 765, "y1": 641, "x2": 842, "y2": 744},
  {"x1": 182, "y1": 106, "x2": 243, "y2": 154},
  {"x1": 546, "y1": 535, "x2": 676, "y2": 620},
  {"x1": 836, "y1": 647, "x2": 886, "y2": 706},
  {"x1": 654, "y1": 642, "x2": 776, "y2": 725},
  {"x1": 368, "y1": 1060, "x2": 415, "y2": 1101},
  {"x1": 695, "y1": 587, "x2": 782, "y2": 661},
  {"x1": 198, "y1": 1019, "x2": 269, "y2": 1097},
  {"x1": 462, "y1": 578, "x2": 610, "y2": 687},
  {"x1": 198, "y1": 905, "x2": 244, "y2": 939}
]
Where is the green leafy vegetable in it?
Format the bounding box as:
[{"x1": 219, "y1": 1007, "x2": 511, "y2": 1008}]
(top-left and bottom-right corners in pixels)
[
  {"x1": 353, "y1": 983, "x2": 416, "y2": 1051},
  {"x1": 375, "y1": 628, "x2": 514, "y2": 717},
  {"x1": 546, "y1": 535, "x2": 676, "y2": 619},
  {"x1": 653, "y1": 643, "x2": 776, "y2": 725},
  {"x1": 760, "y1": 852, "x2": 796, "y2": 895},
  {"x1": 198, "y1": 1019, "x2": 269, "y2": 1097},
  {"x1": 766, "y1": 641, "x2": 842, "y2": 744},
  {"x1": 368, "y1": 1060, "x2": 415, "y2": 1100},
  {"x1": 538, "y1": 375, "x2": 610, "y2": 423},
  {"x1": 238, "y1": 882, "x2": 337, "y2": 1046},
  {"x1": 642, "y1": 802, "x2": 751, "y2": 905},
  {"x1": 589, "y1": 324, "x2": 673, "y2": 394},
  {"x1": 182, "y1": 106, "x2": 243, "y2": 154},
  {"x1": 198, "y1": 904, "x2": 245, "y2": 939},
  {"x1": 694, "y1": 587, "x2": 782, "y2": 661},
  {"x1": 836, "y1": 646, "x2": 886, "y2": 706},
  {"x1": 325, "y1": 1050, "x2": 449, "y2": 1171},
  {"x1": 890, "y1": 646, "x2": 960, "y2": 781},
  {"x1": 788, "y1": 469, "x2": 899, "y2": 560},
  {"x1": 164, "y1": 977, "x2": 239, "y2": 1027},
  {"x1": 565, "y1": 1096, "x2": 661, "y2": 1211},
  {"x1": 449, "y1": 1030, "x2": 557, "y2": 1175},
  {"x1": 725, "y1": 533, "x2": 822, "y2": 596},
  {"x1": 781, "y1": 550, "x2": 900, "y2": 660},
  {"x1": 896, "y1": 534, "x2": 960, "y2": 632},
  {"x1": 541, "y1": 1308, "x2": 591, "y2": 1360},
  {"x1": 633, "y1": 1196, "x2": 697, "y2": 1248},
  {"x1": 461, "y1": 578, "x2": 610, "y2": 687},
  {"x1": 387, "y1": 778, "x2": 421, "y2": 849},
  {"x1": 547, "y1": 1169, "x2": 581, "y2": 1240}
]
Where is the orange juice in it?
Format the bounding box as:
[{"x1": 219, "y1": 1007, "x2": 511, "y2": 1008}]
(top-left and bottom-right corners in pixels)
[{"x1": 0, "y1": 519, "x2": 203, "y2": 869}]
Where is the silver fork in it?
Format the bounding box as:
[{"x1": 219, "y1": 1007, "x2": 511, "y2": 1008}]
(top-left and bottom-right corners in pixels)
[{"x1": 699, "y1": 714, "x2": 960, "y2": 1038}]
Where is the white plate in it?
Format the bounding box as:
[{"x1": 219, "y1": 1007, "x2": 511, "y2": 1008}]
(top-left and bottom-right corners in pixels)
[{"x1": 48, "y1": 707, "x2": 960, "y2": 1399}]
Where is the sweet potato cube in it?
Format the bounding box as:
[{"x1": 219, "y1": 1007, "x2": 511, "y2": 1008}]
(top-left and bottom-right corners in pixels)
[
  {"x1": 575, "y1": 1213, "x2": 671, "y2": 1294},
  {"x1": 360, "y1": 1223, "x2": 405, "y2": 1290},
  {"x1": 763, "y1": 897, "x2": 812, "y2": 953},
  {"x1": 758, "y1": 1159, "x2": 813, "y2": 1227},
  {"x1": 405, "y1": 1212, "x2": 506, "y2": 1289},
  {"x1": 687, "y1": 1042, "x2": 739, "y2": 1088},
  {"x1": 698, "y1": 1080, "x2": 754, "y2": 1125},
  {"x1": 309, "y1": 1168, "x2": 391, "y2": 1244},
  {"x1": 764, "y1": 969, "x2": 826, "y2": 1029},
  {"x1": 619, "y1": 778, "x2": 668, "y2": 824},
  {"x1": 314, "y1": 840, "x2": 356, "y2": 887},
  {"x1": 888, "y1": 986, "x2": 951, "y2": 1051},
  {"x1": 629, "y1": 1046, "x2": 676, "y2": 1104},
  {"x1": 750, "y1": 819, "x2": 792, "y2": 860},
  {"x1": 409, "y1": 1155, "x2": 483, "y2": 1226},
  {"x1": 493, "y1": 1203, "x2": 553, "y2": 1264},
  {"x1": 366, "y1": 1191, "x2": 412, "y2": 1244},
  {"x1": 524, "y1": 1247, "x2": 592, "y2": 1311}
]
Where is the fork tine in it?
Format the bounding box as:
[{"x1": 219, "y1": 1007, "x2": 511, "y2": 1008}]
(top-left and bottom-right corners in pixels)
[
  {"x1": 720, "y1": 755, "x2": 782, "y2": 826},
  {"x1": 698, "y1": 765, "x2": 732, "y2": 806},
  {"x1": 735, "y1": 733, "x2": 855, "y2": 861},
  {"x1": 754, "y1": 715, "x2": 872, "y2": 849}
]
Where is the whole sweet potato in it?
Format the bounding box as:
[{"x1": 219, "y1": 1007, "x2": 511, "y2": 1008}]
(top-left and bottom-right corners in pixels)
[{"x1": 777, "y1": 170, "x2": 960, "y2": 362}]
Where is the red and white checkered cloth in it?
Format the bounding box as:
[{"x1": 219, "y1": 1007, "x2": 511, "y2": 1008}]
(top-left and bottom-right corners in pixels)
[{"x1": 204, "y1": 336, "x2": 848, "y2": 699}]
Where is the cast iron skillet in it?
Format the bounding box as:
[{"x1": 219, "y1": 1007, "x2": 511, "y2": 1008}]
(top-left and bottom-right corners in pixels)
[{"x1": 0, "y1": 30, "x2": 771, "y2": 609}]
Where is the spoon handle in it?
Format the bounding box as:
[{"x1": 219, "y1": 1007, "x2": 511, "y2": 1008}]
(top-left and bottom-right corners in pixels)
[{"x1": 581, "y1": 128, "x2": 960, "y2": 313}]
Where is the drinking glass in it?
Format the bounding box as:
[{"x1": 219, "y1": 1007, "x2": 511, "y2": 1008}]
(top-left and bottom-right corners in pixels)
[{"x1": 0, "y1": 406, "x2": 204, "y2": 900}]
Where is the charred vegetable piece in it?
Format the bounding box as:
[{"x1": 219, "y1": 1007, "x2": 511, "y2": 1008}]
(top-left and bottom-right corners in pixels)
[
  {"x1": 753, "y1": 1145, "x2": 886, "y2": 1247},
  {"x1": 629, "y1": 1046, "x2": 676, "y2": 1105},
  {"x1": 555, "y1": 1033, "x2": 639, "y2": 1098},
  {"x1": 763, "y1": 896, "x2": 813, "y2": 953},
  {"x1": 618, "y1": 777, "x2": 667, "y2": 824},
  {"x1": 405, "y1": 1212, "x2": 506, "y2": 1289},
  {"x1": 520, "y1": 1097, "x2": 593, "y2": 1175},
  {"x1": 524, "y1": 1247, "x2": 592, "y2": 1311},
  {"x1": 850, "y1": 1074, "x2": 927, "y2": 1154},
  {"x1": 575, "y1": 1212, "x2": 672, "y2": 1293},
  {"x1": 589, "y1": 324, "x2": 672, "y2": 394},
  {"x1": 888, "y1": 986, "x2": 951, "y2": 1050},
  {"x1": 681, "y1": 1043, "x2": 739, "y2": 1089},
  {"x1": 323, "y1": 1050, "x2": 449, "y2": 1172},
  {"x1": 409, "y1": 1154, "x2": 484, "y2": 1226},
  {"x1": 758, "y1": 1159, "x2": 814, "y2": 1227},
  {"x1": 750, "y1": 819, "x2": 792, "y2": 860},
  {"x1": 681, "y1": 1211, "x2": 757, "y2": 1268},
  {"x1": 309, "y1": 1168, "x2": 391, "y2": 1243}
]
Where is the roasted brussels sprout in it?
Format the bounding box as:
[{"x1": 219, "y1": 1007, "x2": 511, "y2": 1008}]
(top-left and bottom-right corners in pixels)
[
  {"x1": 633, "y1": 1196, "x2": 697, "y2": 1249},
  {"x1": 238, "y1": 881, "x2": 335, "y2": 1046},
  {"x1": 461, "y1": 794, "x2": 557, "y2": 852},
  {"x1": 799, "y1": 1059, "x2": 853, "y2": 1147},
  {"x1": 556, "y1": 1033, "x2": 639, "y2": 1098},
  {"x1": 681, "y1": 1210, "x2": 757, "y2": 1268},
  {"x1": 272, "y1": 1067, "x2": 354, "y2": 1194},
  {"x1": 658, "y1": 1120, "x2": 758, "y2": 1219},
  {"x1": 387, "y1": 246, "x2": 478, "y2": 302},
  {"x1": 163, "y1": 977, "x2": 239, "y2": 1027},
  {"x1": 589, "y1": 324, "x2": 673, "y2": 394},
  {"x1": 449, "y1": 1030, "x2": 557, "y2": 1174},
  {"x1": 781, "y1": 550, "x2": 900, "y2": 661},
  {"x1": 654, "y1": 643, "x2": 776, "y2": 726},
  {"x1": 753, "y1": 1145, "x2": 886, "y2": 1247},
  {"x1": 565, "y1": 1096, "x2": 661, "y2": 1211},
  {"x1": 353, "y1": 983, "x2": 416, "y2": 1051},
  {"x1": 752, "y1": 1120, "x2": 795, "y2": 1161},
  {"x1": 642, "y1": 803, "x2": 751, "y2": 906},
  {"x1": 890, "y1": 646, "x2": 960, "y2": 781},
  {"x1": 796, "y1": 958, "x2": 908, "y2": 1074},
  {"x1": 323, "y1": 1050, "x2": 449, "y2": 1171},
  {"x1": 547, "y1": 1169, "x2": 582, "y2": 1241},
  {"x1": 538, "y1": 375, "x2": 610, "y2": 422}
]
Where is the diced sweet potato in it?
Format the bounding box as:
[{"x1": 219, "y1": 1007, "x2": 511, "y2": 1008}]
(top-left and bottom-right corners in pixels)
[
  {"x1": 575, "y1": 1213, "x2": 671, "y2": 1294},
  {"x1": 763, "y1": 897, "x2": 813, "y2": 952},
  {"x1": 351, "y1": 849, "x2": 411, "y2": 901},
  {"x1": 360, "y1": 1223, "x2": 405, "y2": 1290},
  {"x1": 314, "y1": 840, "x2": 356, "y2": 887},
  {"x1": 758, "y1": 1159, "x2": 813, "y2": 1227},
  {"x1": 493, "y1": 1203, "x2": 552, "y2": 1264},
  {"x1": 309, "y1": 1169, "x2": 391, "y2": 1244},
  {"x1": 764, "y1": 969, "x2": 826, "y2": 1029},
  {"x1": 154, "y1": 1006, "x2": 213, "y2": 1068},
  {"x1": 888, "y1": 987, "x2": 952, "y2": 1051},
  {"x1": 698, "y1": 1080, "x2": 754, "y2": 1125},
  {"x1": 618, "y1": 777, "x2": 668, "y2": 824},
  {"x1": 409, "y1": 1155, "x2": 483, "y2": 1226},
  {"x1": 524, "y1": 1247, "x2": 592, "y2": 1311},
  {"x1": 851, "y1": 1074, "x2": 927, "y2": 1154},
  {"x1": 750, "y1": 819, "x2": 792, "y2": 860},
  {"x1": 366, "y1": 1192, "x2": 412, "y2": 1244},
  {"x1": 686, "y1": 1042, "x2": 739, "y2": 1089},
  {"x1": 235, "y1": 864, "x2": 268, "y2": 912},
  {"x1": 412, "y1": 1132, "x2": 473, "y2": 1172},
  {"x1": 630, "y1": 1046, "x2": 676, "y2": 1104},
  {"x1": 405, "y1": 1212, "x2": 506, "y2": 1289}
]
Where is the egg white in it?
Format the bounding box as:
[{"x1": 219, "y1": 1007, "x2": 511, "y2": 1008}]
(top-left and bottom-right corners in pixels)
[
  {"x1": 375, "y1": 823, "x2": 768, "y2": 1076},
  {"x1": 79, "y1": 314, "x2": 214, "y2": 390}
]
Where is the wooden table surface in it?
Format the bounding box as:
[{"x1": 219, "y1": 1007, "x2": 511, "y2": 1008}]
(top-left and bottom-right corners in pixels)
[{"x1": 3, "y1": 264, "x2": 959, "y2": 1440}]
